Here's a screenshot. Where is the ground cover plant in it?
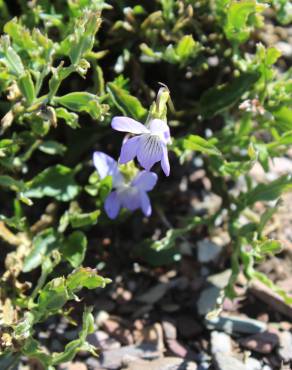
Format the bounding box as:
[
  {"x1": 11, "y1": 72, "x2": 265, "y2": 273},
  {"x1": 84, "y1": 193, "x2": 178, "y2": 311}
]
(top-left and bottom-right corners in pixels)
[{"x1": 0, "y1": 0, "x2": 291, "y2": 369}]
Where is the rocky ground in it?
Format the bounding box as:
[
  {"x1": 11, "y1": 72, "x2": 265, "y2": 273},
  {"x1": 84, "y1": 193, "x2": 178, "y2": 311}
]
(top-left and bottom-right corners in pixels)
[{"x1": 18, "y1": 155, "x2": 291, "y2": 370}]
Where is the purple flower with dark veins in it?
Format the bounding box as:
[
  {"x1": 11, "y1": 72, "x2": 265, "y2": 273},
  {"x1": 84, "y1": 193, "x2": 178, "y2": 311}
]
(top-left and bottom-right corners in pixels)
[
  {"x1": 111, "y1": 117, "x2": 171, "y2": 176},
  {"x1": 93, "y1": 151, "x2": 158, "y2": 219}
]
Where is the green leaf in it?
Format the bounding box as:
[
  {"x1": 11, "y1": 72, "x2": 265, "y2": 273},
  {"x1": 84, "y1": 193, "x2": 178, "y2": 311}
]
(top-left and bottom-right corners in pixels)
[
  {"x1": 272, "y1": 106, "x2": 292, "y2": 131},
  {"x1": 39, "y1": 140, "x2": 67, "y2": 155},
  {"x1": 268, "y1": 131, "x2": 292, "y2": 149},
  {"x1": 4, "y1": 18, "x2": 37, "y2": 51},
  {"x1": 54, "y1": 92, "x2": 103, "y2": 120},
  {"x1": 176, "y1": 35, "x2": 198, "y2": 59},
  {"x1": 51, "y1": 307, "x2": 96, "y2": 365},
  {"x1": 0, "y1": 353, "x2": 20, "y2": 369},
  {"x1": 107, "y1": 82, "x2": 147, "y2": 121},
  {"x1": 272, "y1": 0, "x2": 292, "y2": 25},
  {"x1": 224, "y1": 0, "x2": 266, "y2": 44},
  {"x1": 163, "y1": 35, "x2": 201, "y2": 66},
  {"x1": 13, "y1": 312, "x2": 34, "y2": 340},
  {"x1": 0, "y1": 36, "x2": 24, "y2": 76},
  {"x1": 244, "y1": 175, "x2": 292, "y2": 206},
  {"x1": 25, "y1": 165, "x2": 80, "y2": 202},
  {"x1": 56, "y1": 107, "x2": 79, "y2": 129},
  {"x1": 219, "y1": 160, "x2": 254, "y2": 177},
  {"x1": 266, "y1": 47, "x2": 282, "y2": 66},
  {"x1": 258, "y1": 200, "x2": 281, "y2": 235},
  {"x1": 183, "y1": 135, "x2": 221, "y2": 156},
  {"x1": 23, "y1": 228, "x2": 59, "y2": 272},
  {"x1": 66, "y1": 267, "x2": 111, "y2": 292},
  {"x1": 67, "y1": 11, "x2": 101, "y2": 64},
  {"x1": 34, "y1": 269, "x2": 110, "y2": 322},
  {"x1": 258, "y1": 240, "x2": 282, "y2": 255},
  {"x1": 200, "y1": 72, "x2": 260, "y2": 118},
  {"x1": 0, "y1": 175, "x2": 25, "y2": 192},
  {"x1": 18, "y1": 71, "x2": 36, "y2": 105},
  {"x1": 69, "y1": 210, "x2": 100, "y2": 228},
  {"x1": 36, "y1": 277, "x2": 69, "y2": 316},
  {"x1": 21, "y1": 338, "x2": 51, "y2": 367},
  {"x1": 62, "y1": 231, "x2": 87, "y2": 268}
]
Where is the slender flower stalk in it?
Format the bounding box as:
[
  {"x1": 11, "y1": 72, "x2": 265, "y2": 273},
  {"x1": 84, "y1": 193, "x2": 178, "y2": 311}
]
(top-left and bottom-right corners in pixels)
[{"x1": 93, "y1": 151, "x2": 158, "y2": 219}]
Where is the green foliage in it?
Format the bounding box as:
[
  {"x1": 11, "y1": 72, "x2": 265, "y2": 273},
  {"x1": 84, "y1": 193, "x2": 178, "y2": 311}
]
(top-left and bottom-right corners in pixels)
[
  {"x1": 223, "y1": 0, "x2": 266, "y2": 44},
  {"x1": 25, "y1": 165, "x2": 80, "y2": 202},
  {"x1": 107, "y1": 82, "x2": 147, "y2": 120},
  {"x1": 200, "y1": 72, "x2": 260, "y2": 118},
  {"x1": 0, "y1": 0, "x2": 291, "y2": 366},
  {"x1": 183, "y1": 135, "x2": 221, "y2": 156}
]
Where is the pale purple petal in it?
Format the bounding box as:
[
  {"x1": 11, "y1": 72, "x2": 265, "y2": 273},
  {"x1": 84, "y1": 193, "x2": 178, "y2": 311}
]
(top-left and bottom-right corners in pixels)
[
  {"x1": 104, "y1": 191, "x2": 121, "y2": 219},
  {"x1": 112, "y1": 116, "x2": 150, "y2": 134},
  {"x1": 93, "y1": 151, "x2": 123, "y2": 187},
  {"x1": 93, "y1": 151, "x2": 117, "y2": 179},
  {"x1": 161, "y1": 144, "x2": 170, "y2": 176},
  {"x1": 132, "y1": 170, "x2": 158, "y2": 191},
  {"x1": 119, "y1": 188, "x2": 141, "y2": 211},
  {"x1": 137, "y1": 135, "x2": 163, "y2": 171},
  {"x1": 119, "y1": 136, "x2": 140, "y2": 164},
  {"x1": 149, "y1": 119, "x2": 171, "y2": 144},
  {"x1": 140, "y1": 191, "x2": 152, "y2": 216}
]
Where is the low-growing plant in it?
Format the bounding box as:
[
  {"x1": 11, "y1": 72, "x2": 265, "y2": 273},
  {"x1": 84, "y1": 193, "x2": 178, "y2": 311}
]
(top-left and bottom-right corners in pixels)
[{"x1": 0, "y1": 0, "x2": 291, "y2": 367}]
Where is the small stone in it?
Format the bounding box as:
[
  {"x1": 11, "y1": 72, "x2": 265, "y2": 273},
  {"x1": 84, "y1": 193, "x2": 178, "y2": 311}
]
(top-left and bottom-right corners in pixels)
[
  {"x1": 197, "y1": 286, "x2": 220, "y2": 316},
  {"x1": 198, "y1": 362, "x2": 210, "y2": 370},
  {"x1": 262, "y1": 366, "x2": 273, "y2": 370},
  {"x1": 275, "y1": 41, "x2": 292, "y2": 58},
  {"x1": 197, "y1": 239, "x2": 222, "y2": 263},
  {"x1": 102, "y1": 318, "x2": 133, "y2": 345},
  {"x1": 206, "y1": 315, "x2": 267, "y2": 335},
  {"x1": 239, "y1": 330, "x2": 279, "y2": 354},
  {"x1": 197, "y1": 271, "x2": 232, "y2": 315},
  {"x1": 86, "y1": 357, "x2": 102, "y2": 370},
  {"x1": 63, "y1": 328, "x2": 79, "y2": 341},
  {"x1": 279, "y1": 321, "x2": 292, "y2": 331},
  {"x1": 277, "y1": 276, "x2": 292, "y2": 294},
  {"x1": 94, "y1": 298, "x2": 116, "y2": 312},
  {"x1": 102, "y1": 318, "x2": 119, "y2": 334},
  {"x1": 250, "y1": 280, "x2": 292, "y2": 319},
  {"x1": 51, "y1": 339, "x2": 63, "y2": 352},
  {"x1": 177, "y1": 315, "x2": 203, "y2": 339},
  {"x1": 213, "y1": 352, "x2": 246, "y2": 370},
  {"x1": 256, "y1": 313, "x2": 269, "y2": 323},
  {"x1": 162, "y1": 320, "x2": 177, "y2": 340},
  {"x1": 87, "y1": 330, "x2": 121, "y2": 350},
  {"x1": 167, "y1": 339, "x2": 188, "y2": 358},
  {"x1": 136, "y1": 283, "x2": 169, "y2": 304},
  {"x1": 59, "y1": 362, "x2": 87, "y2": 370},
  {"x1": 123, "y1": 357, "x2": 197, "y2": 370},
  {"x1": 211, "y1": 332, "x2": 232, "y2": 354},
  {"x1": 161, "y1": 303, "x2": 181, "y2": 312},
  {"x1": 244, "y1": 357, "x2": 262, "y2": 370},
  {"x1": 95, "y1": 310, "x2": 109, "y2": 326},
  {"x1": 207, "y1": 270, "x2": 231, "y2": 289},
  {"x1": 99, "y1": 343, "x2": 160, "y2": 369},
  {"x1": 278, "y1": 331, "x2": 292, "y2": 362}
]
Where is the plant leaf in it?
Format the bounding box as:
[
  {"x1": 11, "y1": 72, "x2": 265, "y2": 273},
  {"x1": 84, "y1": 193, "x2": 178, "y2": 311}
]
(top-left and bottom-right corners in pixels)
[
  {"x1": 200, "y1": 72, "x2": 260, "y2": 118},
  {"x1": 25, "y1": 165, "x2": 80, "y2": 202},
  {"x1": 183, "y1": 135, "x2": 221, "y2": 156},
  {"x1": 107, "y1": 82, "x2": 147, "y2": 121},
  {"x1": 62, "y1": 231, "x2": 87, "y2": 268}
]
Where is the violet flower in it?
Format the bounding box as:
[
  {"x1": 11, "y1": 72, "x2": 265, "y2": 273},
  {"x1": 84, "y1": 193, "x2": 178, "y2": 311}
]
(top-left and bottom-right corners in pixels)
[
  {"x1": 93, "y1": 151, "x2": 158, "y2": 219},
  {"x1": 111, "y1": 117, "x2": 171, "y2": 176}
]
